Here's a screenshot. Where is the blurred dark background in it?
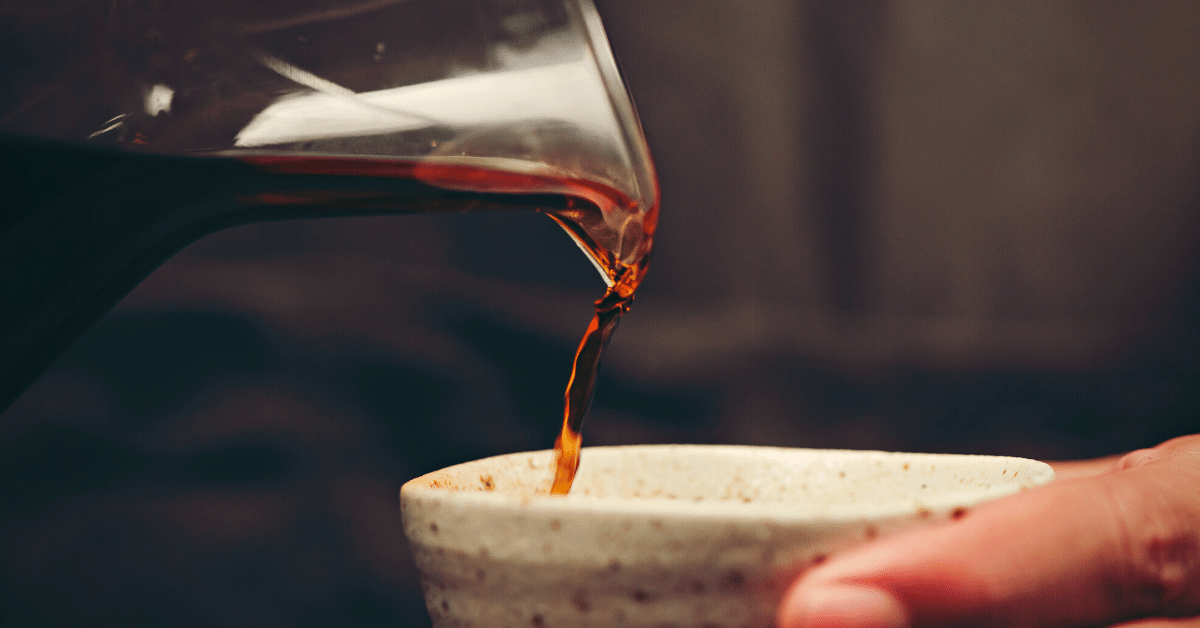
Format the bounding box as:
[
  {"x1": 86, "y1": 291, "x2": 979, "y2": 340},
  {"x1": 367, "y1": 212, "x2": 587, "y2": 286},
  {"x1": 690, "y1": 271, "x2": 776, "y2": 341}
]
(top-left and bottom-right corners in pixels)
[{"x1": 3, "y1": 1, "x2": 1199, "y2": 626}]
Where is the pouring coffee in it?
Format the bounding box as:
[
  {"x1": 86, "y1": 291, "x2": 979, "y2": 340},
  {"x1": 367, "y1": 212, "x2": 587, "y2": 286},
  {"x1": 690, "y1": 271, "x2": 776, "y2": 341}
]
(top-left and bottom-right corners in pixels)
[{"x1": 0, "y1": 0, "x2": 657, "y2": 492}]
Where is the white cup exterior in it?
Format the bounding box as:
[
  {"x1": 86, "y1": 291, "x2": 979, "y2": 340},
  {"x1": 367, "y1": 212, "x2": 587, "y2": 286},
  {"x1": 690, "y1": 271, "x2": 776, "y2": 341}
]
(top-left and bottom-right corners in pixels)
[{"x1": 401, "y1": 445, "x2": 1054, "y2": 628}]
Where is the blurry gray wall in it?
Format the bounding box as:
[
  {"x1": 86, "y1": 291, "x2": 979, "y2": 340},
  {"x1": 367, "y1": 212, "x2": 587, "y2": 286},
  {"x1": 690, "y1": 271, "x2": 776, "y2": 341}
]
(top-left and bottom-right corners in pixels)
[{"x1": 602, "y1": 0, "x2": 1200, "y2": 366}]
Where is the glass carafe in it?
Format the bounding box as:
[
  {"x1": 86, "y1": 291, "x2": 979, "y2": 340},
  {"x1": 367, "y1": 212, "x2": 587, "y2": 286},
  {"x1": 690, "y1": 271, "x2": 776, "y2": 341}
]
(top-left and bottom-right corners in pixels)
[{"x1": 0, "y1": 0, "x2": 657, "y2": 412}]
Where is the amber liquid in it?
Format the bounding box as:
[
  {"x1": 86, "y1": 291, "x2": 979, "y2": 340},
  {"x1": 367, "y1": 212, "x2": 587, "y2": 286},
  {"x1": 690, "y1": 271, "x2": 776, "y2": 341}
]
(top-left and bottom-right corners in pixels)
[{"x1": 244, "y1": 154, "x2": 656, "y2": 494}]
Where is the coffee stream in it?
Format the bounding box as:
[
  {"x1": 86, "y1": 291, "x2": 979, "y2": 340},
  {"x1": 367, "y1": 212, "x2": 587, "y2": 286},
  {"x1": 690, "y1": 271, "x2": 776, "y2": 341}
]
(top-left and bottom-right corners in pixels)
[
  {"x1": 550, "y1": 284, "x2": 632, "y2": 494},
  {"x1": 542, "y1": 195, "x2": 654, "y2": 495}
]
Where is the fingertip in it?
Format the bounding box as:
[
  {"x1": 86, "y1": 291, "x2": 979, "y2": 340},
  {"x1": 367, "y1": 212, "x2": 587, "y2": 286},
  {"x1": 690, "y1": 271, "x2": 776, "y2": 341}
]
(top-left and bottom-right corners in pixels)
[{"x1": 777, "y1": 582, "x2": 909, "y2": 628}]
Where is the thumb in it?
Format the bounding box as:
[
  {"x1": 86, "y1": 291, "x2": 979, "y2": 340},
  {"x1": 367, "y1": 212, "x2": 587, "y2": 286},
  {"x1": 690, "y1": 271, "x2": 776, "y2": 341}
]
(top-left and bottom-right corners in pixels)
[{"x1": 777, "y1": 438, "x2": 1200, "y2": 628}]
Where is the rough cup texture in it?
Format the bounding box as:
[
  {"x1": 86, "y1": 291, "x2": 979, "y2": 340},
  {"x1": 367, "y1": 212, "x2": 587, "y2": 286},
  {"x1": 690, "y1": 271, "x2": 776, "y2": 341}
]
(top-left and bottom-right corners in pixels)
[{"x1": 400, "y1": 445, "x2": 1054, "y2": 628}]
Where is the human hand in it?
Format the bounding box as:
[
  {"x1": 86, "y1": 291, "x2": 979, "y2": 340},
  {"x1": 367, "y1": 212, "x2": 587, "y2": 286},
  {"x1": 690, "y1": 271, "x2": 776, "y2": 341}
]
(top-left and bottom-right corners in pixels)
[{"x1": 777, "y1": 434, "x2": 1200, "y2": 628}]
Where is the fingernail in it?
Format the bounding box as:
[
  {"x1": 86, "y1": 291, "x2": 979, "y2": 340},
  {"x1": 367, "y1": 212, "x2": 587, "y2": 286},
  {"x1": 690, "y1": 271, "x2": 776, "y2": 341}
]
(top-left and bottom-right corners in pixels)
[{"x1": 779, "y1": 583, "x2": 908, "y2": 628}]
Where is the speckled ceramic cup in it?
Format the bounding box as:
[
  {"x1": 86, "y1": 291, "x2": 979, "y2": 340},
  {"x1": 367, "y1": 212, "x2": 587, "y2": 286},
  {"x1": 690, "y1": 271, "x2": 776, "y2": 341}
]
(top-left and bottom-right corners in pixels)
[{"x1": 400, "y1": 445, "x2": 1054, "y2": 628}]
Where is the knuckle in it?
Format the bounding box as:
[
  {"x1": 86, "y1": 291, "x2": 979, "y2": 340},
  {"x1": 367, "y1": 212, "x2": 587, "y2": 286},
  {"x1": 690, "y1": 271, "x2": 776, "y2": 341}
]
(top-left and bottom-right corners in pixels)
[
  {"x1": 1108, "y1": 480, "x2": 1200, "y2": 616},
  {"x1": 1119, "y1": 435, "x2": 1200, "y2": 471},
  {"x1": 1127, "y1": 533, "x2": 1200, "y2": 612},
  {"x1": 1118, "y1": 448, "x2": 1158, "y2": 470}
]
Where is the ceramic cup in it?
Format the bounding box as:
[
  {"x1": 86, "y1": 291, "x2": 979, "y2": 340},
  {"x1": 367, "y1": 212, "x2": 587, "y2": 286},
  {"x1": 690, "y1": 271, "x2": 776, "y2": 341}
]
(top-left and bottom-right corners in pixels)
[{"x1": 400, "y1": 445, "x2": 1054, "y2": 628}]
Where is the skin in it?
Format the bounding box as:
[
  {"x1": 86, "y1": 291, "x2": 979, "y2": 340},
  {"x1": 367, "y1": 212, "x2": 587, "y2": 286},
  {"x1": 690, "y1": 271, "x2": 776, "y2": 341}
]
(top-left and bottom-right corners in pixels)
[{"x1": 777, "y1": 434, "x2": 1200, "y2": 628}]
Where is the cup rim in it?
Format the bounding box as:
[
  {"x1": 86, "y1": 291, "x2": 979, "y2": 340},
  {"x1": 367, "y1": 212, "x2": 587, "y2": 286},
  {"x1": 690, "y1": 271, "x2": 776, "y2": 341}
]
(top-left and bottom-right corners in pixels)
[{"x1": 400, "y1": 444, "x2": 1055, "y2": 523}]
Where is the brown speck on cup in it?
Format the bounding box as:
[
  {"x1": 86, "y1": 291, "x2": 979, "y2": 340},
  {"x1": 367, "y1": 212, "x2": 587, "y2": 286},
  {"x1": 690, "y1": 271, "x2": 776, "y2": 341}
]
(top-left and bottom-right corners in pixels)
[{"x1": 572, "y1": 590, "x2": 591, "y2": 613}]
